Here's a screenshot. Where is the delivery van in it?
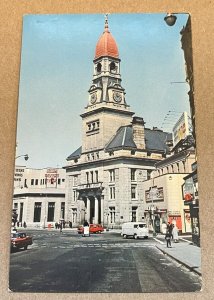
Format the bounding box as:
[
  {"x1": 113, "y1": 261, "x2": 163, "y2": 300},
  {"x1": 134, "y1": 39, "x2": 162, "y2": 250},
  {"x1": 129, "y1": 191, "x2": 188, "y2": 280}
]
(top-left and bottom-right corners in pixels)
[{"x1": 121, "y1": 222, "x2": 149, "y2": 239}]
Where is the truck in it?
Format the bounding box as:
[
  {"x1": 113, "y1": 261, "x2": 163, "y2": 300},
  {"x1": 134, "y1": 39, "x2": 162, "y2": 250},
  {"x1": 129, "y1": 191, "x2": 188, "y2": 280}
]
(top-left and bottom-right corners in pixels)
[{"x1": 121, "y1": 222, "x2": 149, "y2": 239}]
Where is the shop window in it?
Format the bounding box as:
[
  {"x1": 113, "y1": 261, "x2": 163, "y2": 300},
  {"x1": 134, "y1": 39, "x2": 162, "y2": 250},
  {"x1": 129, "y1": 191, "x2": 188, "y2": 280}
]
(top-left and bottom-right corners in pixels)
[
  {"x1": 19, "y1": 203, "x2": 24, "y2": 223},
  {"x1": 61, "y1": 202, "x2": 65, "y2": 219},
  {"x1": 47, "y1": 202, "x2": 55, "y2": 222},
  {"x1": 33, "y1": 202, "x2": 42, "y2": 222}
]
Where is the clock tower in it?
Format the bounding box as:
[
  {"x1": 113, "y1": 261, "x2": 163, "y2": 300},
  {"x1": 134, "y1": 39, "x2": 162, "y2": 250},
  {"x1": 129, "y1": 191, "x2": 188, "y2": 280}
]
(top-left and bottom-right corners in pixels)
[{"x1": 81, "y1": 15, "x2": 134, "y2": 152}]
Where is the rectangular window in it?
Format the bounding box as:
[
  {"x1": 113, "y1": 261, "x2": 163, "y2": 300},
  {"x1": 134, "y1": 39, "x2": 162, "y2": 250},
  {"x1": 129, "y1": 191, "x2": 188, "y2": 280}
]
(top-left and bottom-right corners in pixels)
[
  {"x1": 109, "y1": 170, "x2": 115, "y2": 182},
  {"x1": 132, "y1": 206, "x2": 137, "y2": 222},
  {"x1": 73, "y1": 175, "x2": 78, "y2": 186},
  {"x1": 91, "y1": 171, "x2": 94, "y2": 183},
  {"x1": 86, "y1": 172, "x2": 89, "y2": 183},
  {"x1": 109, "y1": 207, "x2": 115, "y2": 223},
  {"x1": 35, "y1": 179, "x2": 38, "y2": 185},
  {"x1": 73, "y1": 190, "x2": 77, "y2": 202},
  {"x1": 40, "y1": 179, "x2": 43, "y2": 185},
  {"x1": 58, "y1": 178, "x2": 61, "y2": 185},
  {"x1": 131, "y1": 186, "x2": 136, "y2": 199},
  {"x1": 31, "y1": 179, "x2": 34, "y2": 185},
  {"x1": 110, "y1": 187, "x2": 115, "y2": 199},
  {"x1": 47, "y1": 202, "x2": 55, "y2": 222},
  {"x1": 131, "y1": 169, "x2": 136, "y2": 181},
  {"x1": 19, "y1": 203, "x2": 24, "y2": 223},
  {"x1": 14, "y1": 203, "x2": 18, "y2": 209},
  {"x1": 61, "y1": 202, "x2": 65, "y2": 219},
  {"x1": 95, "y1": 170, "x2": 98, "y2": 182},
  {"x1": 33, "y1": 202, "x2": 42, "y2": 222}
]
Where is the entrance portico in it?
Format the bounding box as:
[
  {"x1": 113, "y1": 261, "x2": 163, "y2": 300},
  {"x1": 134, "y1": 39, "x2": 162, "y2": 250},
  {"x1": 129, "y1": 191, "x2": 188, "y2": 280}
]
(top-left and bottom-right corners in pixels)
[{"x1": 77, "y1": 183, "x2": 104, "y2": 224}]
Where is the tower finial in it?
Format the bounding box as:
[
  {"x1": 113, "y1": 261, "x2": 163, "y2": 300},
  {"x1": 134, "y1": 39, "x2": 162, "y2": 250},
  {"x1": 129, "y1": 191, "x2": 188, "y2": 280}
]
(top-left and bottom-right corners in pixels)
[{"x1": 104, "y1": 13, "x2": 109, "y2": 32}]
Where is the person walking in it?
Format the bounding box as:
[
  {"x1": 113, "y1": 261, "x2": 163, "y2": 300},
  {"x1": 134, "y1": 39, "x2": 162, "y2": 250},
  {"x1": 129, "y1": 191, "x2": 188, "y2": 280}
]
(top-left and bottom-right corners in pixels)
[
  {"x1": 172, "y1": 224, "x2": 179, "y2": 243},
  {"x1": 165, "y1": 230, "x2": 172, "y2": 248},
  {"x1": 59, "y1": 222, "x2": 62, "y2": 233}
]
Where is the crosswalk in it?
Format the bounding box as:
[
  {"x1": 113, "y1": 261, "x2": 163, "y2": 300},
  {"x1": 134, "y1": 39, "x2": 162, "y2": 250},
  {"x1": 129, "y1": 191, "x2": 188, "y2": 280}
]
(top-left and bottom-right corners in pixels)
[{"x1": 31, "y1": 242, "x2": 155, "y2": 249}]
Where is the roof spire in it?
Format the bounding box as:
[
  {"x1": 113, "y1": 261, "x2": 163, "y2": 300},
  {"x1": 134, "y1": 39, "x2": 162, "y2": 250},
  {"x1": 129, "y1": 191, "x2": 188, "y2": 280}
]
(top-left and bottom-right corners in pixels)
[{"x1": 104, "y1": 13, "x2": 109, "y2": 32}]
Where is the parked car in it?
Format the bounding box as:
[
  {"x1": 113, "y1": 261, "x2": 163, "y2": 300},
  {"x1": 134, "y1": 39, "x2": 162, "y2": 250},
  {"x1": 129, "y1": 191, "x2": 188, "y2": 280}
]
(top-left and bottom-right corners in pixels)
[
  {"x1": 11, "y1": 232, "x2": 33, "y2": 251},
  {"x1": 77, "y1": 224, "x2": 104, "y2": 234},
  {"x1": 121, "y1": 222, "x2": 149, "y2": 239}
]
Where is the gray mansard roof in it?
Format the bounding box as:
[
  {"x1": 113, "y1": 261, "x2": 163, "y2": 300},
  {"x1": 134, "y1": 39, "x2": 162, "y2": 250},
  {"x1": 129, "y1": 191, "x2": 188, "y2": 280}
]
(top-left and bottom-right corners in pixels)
[
  {"x1": 67, "y1": 146, "x2": 82, "y2": 161},
  {"x1": 67, "y1": 126, "x2": 172, "y2": 161},
  {"x1": 105, "y1": 125, "x2": 172, "y2": 153}
]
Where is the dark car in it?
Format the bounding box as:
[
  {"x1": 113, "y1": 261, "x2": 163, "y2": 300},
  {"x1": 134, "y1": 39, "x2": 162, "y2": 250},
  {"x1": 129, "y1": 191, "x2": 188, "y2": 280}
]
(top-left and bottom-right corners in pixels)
[
  {"x1": 77, "y1": 224, "x2": 104, "y2": 234},
  {"x1": 11, "y1": 232, "x2": 33, "y2": 251}
]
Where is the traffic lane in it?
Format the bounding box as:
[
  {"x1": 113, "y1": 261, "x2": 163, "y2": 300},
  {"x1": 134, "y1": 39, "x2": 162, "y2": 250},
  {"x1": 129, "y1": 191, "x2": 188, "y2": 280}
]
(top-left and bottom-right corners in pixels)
[
  {"x1": 9, "y1": 246, "x2": 142, "y2": 292},
  {"x1": 9, "y1": 242, "x2": 201, "y2": 293}
]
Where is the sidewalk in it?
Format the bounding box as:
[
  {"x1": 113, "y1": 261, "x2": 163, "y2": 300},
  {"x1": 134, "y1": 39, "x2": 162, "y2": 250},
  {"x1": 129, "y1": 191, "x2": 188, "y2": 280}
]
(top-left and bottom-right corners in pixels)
[{"x1": 155, "y1": 237, "x2": 201, "y2": 276}]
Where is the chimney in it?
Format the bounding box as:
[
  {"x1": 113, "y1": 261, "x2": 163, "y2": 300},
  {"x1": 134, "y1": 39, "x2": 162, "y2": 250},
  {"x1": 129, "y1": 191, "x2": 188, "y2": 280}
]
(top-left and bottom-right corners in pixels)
[{"x1": 132, "y1": 117, "x2": 145, "y2": 149}]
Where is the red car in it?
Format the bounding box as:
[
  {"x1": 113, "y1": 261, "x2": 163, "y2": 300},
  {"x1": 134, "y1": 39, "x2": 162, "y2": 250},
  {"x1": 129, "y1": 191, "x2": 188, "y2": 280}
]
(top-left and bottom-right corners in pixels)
[
  {"x1": 11, "y1": 232, "x2": 33, "y2": 251},
  {"x1": 77, "y1": 224, "x2": 104, "y2": 234}
]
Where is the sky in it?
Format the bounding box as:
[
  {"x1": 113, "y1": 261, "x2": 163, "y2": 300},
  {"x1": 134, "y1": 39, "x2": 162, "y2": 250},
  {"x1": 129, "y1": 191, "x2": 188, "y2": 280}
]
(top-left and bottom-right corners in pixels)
[{"x1": 16, "y1": 13, "x2": 190, "y2": 169}]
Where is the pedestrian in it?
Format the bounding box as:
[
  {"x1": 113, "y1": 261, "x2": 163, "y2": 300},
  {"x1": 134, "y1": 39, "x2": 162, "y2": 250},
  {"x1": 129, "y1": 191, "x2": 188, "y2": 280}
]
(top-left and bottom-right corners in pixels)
[
  {"x1": 23, "y1": 221, "x2": 27, "y2": 228},
  {"x1": 17, "y1": 221, "x2": 19, "y2": 227},
  {"x1": 167, "y1": 222, "x2": 173, "y2": 234},
  {"x1": 172, "y1": 224, "x2": 179, "y2": 243},
  {"x1": 69, "y1": 221, "x2": 72, "y2": 228},
  {"x1": 165, "y1": 230, "x2": 172, "y2": 248},
  {"x1": 59, "y1": 222, "x2": 62, "y2": 233},
  {"x1": 84, "y1": 220, "x2": 89, "y2": 227},
  {"x1": 55, "y1": 222, "x2": 58, "y2": 229}
]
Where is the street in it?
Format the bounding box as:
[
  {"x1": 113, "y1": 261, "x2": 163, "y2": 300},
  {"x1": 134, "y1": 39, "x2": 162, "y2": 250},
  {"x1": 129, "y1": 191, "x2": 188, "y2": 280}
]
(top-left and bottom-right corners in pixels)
[{"x1": 9, "y1": 229, "x2": 201, "y2": 293}]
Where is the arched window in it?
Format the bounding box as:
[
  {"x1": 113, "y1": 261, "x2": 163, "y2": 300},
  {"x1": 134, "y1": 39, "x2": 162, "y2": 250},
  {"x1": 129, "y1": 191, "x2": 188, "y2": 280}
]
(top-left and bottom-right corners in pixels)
[
  {"x1": 110, "y1": 62, "x2": 116, "y2": 72},
  {"x1": 97, "y1": 63, "x2": 102, "y2": 73}
]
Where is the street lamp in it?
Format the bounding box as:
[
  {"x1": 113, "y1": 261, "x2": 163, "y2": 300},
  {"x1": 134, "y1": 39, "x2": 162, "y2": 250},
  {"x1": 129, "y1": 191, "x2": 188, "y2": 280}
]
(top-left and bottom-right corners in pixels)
[
  {"x1": 16, "y1": 154, "x2": 29, "y2": 161},
  {"x1": 164, "y1": 13, "x2": 177, "y2": 26}
]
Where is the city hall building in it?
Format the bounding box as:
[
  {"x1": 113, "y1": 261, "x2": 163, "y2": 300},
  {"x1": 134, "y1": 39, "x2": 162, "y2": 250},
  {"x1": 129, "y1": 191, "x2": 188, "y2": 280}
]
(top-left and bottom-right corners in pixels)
[{"x1": 64, "y1": 18, "x2": 174, "y2": 228}]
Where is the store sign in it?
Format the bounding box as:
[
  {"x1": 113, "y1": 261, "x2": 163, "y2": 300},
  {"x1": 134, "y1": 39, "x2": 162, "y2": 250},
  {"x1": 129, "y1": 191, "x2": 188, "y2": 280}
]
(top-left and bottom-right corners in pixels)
[
  {"x1": 172, "y1": 111, "x2": 190, "y2": 146},
  {"x1": 145, "y1": 187, "x2": 164, "y2": 202},
  {"x1": 45, "y1": 169, "x2": 59, "y2": 185}
]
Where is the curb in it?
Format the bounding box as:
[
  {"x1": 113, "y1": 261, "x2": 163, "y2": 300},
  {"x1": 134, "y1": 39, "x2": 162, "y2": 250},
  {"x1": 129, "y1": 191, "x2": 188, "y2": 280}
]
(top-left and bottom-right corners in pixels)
[{"x1": 156, "y1": 245, "x2": 202, "y2": 276}]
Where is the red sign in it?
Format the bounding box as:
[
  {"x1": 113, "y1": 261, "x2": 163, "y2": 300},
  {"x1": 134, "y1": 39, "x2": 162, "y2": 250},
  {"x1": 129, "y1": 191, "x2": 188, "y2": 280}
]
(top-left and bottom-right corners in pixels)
[{"x1": 184, "y1": 193, "x2": 193, "y2": 201}]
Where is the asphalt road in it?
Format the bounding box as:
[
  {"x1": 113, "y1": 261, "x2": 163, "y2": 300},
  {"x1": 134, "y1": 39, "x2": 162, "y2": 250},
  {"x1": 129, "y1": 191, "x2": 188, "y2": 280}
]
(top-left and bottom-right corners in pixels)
[{"x1": 9, "y1": 229, "x2": 201, "y2": 293}]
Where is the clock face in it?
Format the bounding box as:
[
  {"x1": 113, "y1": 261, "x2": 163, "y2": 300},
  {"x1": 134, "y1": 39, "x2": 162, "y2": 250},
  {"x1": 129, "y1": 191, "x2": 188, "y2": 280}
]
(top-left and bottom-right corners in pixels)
[
  {"x1": 113, "y1": 92, "x2": 122, "y2": 103},
  {"x1": 90, "y1": 93, "x2": 97, "y2": 104}
]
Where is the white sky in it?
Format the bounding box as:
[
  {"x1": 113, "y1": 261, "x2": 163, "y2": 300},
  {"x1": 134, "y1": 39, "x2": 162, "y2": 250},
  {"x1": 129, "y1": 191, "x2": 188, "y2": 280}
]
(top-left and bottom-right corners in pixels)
[{"x1": 16, "y1": 13, "x2": 190, "y2": 168}]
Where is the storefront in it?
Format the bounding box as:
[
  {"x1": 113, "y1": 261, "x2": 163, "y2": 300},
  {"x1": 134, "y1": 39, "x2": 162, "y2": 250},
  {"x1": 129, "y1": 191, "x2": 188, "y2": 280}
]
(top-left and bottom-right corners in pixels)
[{"x1": 183, "y1": 164, "x2": 200, "y2": 246}]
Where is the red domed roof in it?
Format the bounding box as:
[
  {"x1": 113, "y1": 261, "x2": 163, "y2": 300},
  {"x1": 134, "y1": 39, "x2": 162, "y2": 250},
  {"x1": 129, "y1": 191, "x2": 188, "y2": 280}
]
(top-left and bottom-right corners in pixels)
[{"x1": 95, "y1": 19, "x2": 119, "y2": 59}]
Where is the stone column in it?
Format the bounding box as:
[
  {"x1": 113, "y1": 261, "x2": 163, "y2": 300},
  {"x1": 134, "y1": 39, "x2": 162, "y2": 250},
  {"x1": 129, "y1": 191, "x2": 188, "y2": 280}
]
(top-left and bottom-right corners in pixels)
[
  {"x1": 101, "y1": 196, "x2": 104, "y2": 225},
  {"x1": 86, "y1": 197, "x2": 90, "y2": 223},
  {"x1": 94, "y1": 197, "x2": 99, "y2": 224}
]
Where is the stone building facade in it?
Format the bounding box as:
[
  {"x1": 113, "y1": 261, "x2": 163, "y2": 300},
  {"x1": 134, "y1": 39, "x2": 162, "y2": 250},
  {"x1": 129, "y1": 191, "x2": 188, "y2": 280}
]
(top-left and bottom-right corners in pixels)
[
  {"x1": 13, "y1": 167, "x2": 66, "y2": 228},
  {"x1": 64, "y1": 17, "x2": 173, "y2": 228}
]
